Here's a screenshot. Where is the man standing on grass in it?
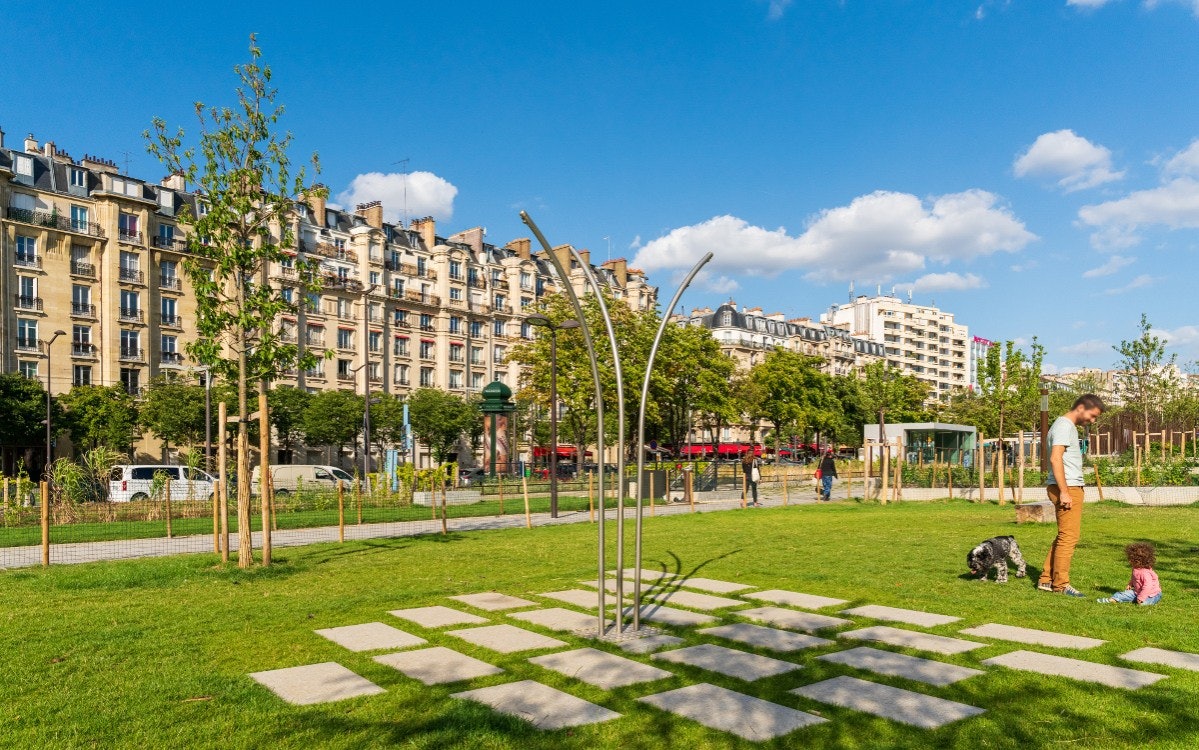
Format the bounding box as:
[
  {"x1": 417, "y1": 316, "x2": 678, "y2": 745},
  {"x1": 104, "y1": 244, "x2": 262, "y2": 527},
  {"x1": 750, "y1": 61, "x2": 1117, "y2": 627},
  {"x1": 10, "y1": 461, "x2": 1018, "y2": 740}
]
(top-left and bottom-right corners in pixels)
[{"x1": 1038, "y1": 394, "x2": 1105, "y2": 597}]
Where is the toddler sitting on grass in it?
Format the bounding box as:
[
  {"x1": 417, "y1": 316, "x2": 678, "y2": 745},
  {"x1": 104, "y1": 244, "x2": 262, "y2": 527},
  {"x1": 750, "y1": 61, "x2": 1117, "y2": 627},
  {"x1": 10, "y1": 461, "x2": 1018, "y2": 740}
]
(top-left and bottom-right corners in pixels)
[{"x1": 1097, "y1": 542, "x2": 1161, "y2": 606}]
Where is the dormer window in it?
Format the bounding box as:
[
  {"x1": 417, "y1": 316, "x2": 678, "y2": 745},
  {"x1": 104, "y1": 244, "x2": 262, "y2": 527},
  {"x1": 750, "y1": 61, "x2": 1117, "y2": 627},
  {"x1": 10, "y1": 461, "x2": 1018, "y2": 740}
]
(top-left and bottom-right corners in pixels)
[
  {"x1": 159, "y1": 190, "x2": 173, "y2": 210},
  {"x1": 14, "y1": 154, "x2": 33, "y2": 177}
]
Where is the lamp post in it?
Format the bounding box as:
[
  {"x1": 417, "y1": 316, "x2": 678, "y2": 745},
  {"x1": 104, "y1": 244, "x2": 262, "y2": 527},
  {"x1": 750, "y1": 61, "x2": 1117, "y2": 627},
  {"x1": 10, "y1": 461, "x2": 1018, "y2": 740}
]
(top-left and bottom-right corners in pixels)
[
  {"x1": 44, "y1": 330, "x2": 66, "y2": 474},
  {"x1": 350, "y1": 362, "x2": 375, "y2": 495},
  {"x1": 525, "y1": 313, "x2": 580, "y2": 519}
]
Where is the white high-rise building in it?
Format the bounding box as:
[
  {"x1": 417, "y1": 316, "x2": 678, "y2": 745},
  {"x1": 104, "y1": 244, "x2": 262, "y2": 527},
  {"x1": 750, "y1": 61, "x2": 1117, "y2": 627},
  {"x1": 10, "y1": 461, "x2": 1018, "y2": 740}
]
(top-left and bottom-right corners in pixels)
[{"x1": 821, "y1": 294, "x2": 970, "y2": 401}]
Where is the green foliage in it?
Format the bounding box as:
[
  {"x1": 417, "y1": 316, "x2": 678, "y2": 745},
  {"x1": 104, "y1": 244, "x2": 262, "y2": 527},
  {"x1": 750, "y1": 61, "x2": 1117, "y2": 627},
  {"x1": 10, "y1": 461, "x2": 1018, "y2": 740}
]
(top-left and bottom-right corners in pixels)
[
  {"x1": 859, "y1": 360, "x2": 931, "y2": 427},
  {"x1": 139, "y1": 376, "x2": 206, "y2": 451},
  {"x1": 1114, "y1": 313, "x2": 1178, "y2": 437},
  {"x1": 0, "y1": 373, "x2": 55, "y2": 448},
  {"x1": 745, "y1": 348, "x2": 834, "y2": 452},
  {"x1": 407, "y1": 389, "x2": 479, "y2": 464},
  {"x1": 300, "y1": 390, "x2": 364, "y2": 452},
  {"x1": 267, "y1": 385, "x2": 312, "y2": 452},
  {"x1": 945, "y1": 340, "x2": 1044, "y2": 438},
  {"x1": 58, "y1": 385, "x2": 139, "y2": 454},
  {"x1": 367, "y1": 393, "x2": 407, "y2": 454},
  {"x1": 655, "y1": 323, "x2": 737, "y2": 449}
]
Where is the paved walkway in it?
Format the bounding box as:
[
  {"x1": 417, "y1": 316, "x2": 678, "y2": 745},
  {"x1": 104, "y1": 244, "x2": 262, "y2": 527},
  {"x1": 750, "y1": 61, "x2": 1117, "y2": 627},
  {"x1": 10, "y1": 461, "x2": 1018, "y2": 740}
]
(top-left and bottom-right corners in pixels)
[{"x1": 1, "y1": 488, "x2": 837, "y2": 570}]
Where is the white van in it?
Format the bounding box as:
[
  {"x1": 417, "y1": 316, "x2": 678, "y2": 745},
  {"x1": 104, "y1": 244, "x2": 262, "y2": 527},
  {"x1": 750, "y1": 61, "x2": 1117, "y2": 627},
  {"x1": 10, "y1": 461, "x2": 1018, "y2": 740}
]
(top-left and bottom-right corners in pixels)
[
  {"x1": 251, "y1": 464, "x2": 355, "y2": 495},
  {"x1": 108, "y1": 465, "x2": 217, "y2": 503}
]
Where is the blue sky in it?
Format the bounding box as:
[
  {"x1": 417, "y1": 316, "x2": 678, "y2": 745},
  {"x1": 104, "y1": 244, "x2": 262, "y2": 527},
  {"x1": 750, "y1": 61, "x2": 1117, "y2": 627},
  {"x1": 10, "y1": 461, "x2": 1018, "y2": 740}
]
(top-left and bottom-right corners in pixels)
[{"x1": 4, "y1": 0, "x2": 1198, "y2": 372}]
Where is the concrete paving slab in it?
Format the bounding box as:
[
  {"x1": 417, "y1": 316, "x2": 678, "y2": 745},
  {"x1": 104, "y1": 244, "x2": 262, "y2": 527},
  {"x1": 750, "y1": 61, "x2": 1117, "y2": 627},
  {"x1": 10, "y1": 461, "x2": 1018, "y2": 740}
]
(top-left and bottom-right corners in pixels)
[
  {"x1": 982, "y1": 650, "x2": 1166, "y2": 689},
  {"x1": 529, "y1": 647, "x2": 674, "y2": 689},
  {"x1": 373, "y1": 646, "x2": 503, "y2": 685},
  {"x1": 840, "y1": 605, "x2": 960, "y2": 627},
  {"x1": 1122, "y1": 647, "x2": 1199, "y2": 672},
  {"x1": 579, "y1": 579, "x2": 621, "y2": 593},
  {"x1": 509, "y1": 607, "x2": 601, "y2": 633},
  {"x1": 314, "y1": 622, "x2": 427, "y2": 652},
  {"x1": 960, "y1": 623, "x2": 1105, "y2": 650},
  {"x1": 652, "y1": 643, "x2": 802, "y2": 681},
  {"x1": 792, "y1": 675, "x2": 984, "y2": 728},
  {"x1": 446, "y1": 624, "x2": 568, "y2": 654},
  {"x1": 746, "y1": 589, "x2": 849, "y2": 610},
  {"x1": 819, "y1": 646, "x2": 983, "y2": 686},
  {"x1": 539, "y1": 589, "x2": 620, "y2": 610},
  {"x1": 839, "y1": 626, "x2": 985, "y2": 655},
  {"x1": 650, "y1": 589, "x2": 748, "y2": 611},
  {"x1": 737, "y1": 606, "x2": 852, "y2": 632},
  {"x1": 249, "y1": 662, "x2": 385, "y2": 705},
  {"x1": 451, "y1": 679, "x2": 621, "y2": 730},
  {"x1": 619, "y1": 634, "x2": 686, "y2": 654},
  {"x1": 698, "y1": 623, "x2": 833, "y2": 653},
  {"x1": 639, "y1": 683, "x2": 826, "y2": 740},
  {"x1": 449, "y1": 592, "x2": 538, "y2": 611},
  {"x1": 610, "y1": 568, "x2": 676, "y2": 581},
  {"x1": 674, "y1": 577, "x2": 755, "y2": 594},
  {"x1": 388, "y1": 606, "x2": 488, "y2": 628},
  {"x1": 623, "y1": 603, "x2": 719, "y2": 627}
]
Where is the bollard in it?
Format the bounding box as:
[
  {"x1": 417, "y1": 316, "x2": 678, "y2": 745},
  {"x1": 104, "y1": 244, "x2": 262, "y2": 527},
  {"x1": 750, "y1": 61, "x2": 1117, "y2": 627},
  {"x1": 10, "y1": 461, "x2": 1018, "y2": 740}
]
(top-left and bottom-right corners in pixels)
[
  {"x1": 164, "y1": 476, "x2": 173, "y2": 539},
  {"x1": 218, "y1": 401, "x2": 229, "y2": 562},
  {"x1": 588, "y1": 470, "x2": 595, "y2": 523},
  {"x1": 338, "y1": 482, "x2": 345, "y2": 543},
  {"x1": 522, "y1": 472, "x2": 532, "y2": 529}
]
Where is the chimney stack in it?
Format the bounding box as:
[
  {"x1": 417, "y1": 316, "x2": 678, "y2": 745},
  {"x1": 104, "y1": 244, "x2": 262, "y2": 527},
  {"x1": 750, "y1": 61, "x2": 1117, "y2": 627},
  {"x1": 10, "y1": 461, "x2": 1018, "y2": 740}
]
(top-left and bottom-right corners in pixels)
[
  {"x1": 411, "y1": 216, "x2": 436, "y2": 249},
  {"x1": 603, "y1": 257, "x2": 628, "y2": 286},
  {"x1": 307, "y1": 184, "x2": 327, "y2": 228},
  {"x1": 578, "y1": 249, "x2": 591, "y2": 267},
  {"x1": 24, "y1": 134, "x2": 39, "y2": 153},
  {"x1": 161, "y1": 172, "x2": 186, "y2": 191},
  {"x1": 505, "y1": 238, "x2": 531, "y2": 260},
  {"x1": 355, "y1": 200, "x2": 383, "y2": 229},
  {"x1": 43, "y1": 141, "x2": 56, "y2": 159},
  {"x1": 0, "y1": 127, "x2": 5, "y2": 148}
]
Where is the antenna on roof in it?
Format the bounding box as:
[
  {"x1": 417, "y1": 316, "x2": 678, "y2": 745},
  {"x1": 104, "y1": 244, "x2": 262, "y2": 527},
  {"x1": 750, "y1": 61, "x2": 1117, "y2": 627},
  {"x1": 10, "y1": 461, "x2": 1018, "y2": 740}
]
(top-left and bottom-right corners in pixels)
[
  {"x1": 848, "y1": 280, "x2": 854, "y2": 302},
  {"x1": 120, "y1": 150, "x2": 133, "y2": 176},
  {"x1": 602, "y1": 236, "x2": 611, "y2": 262},
  {"x1": 908, "y1": 288, "x2": 913, "y2": 303},
  {"x1": 393, "y1": 157, "x2": 410, "y2": 226}
]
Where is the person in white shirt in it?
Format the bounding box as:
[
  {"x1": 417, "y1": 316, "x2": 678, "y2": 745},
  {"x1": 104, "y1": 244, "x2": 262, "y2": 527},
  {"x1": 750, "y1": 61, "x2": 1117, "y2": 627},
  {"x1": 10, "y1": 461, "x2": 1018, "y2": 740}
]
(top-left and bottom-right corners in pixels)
[{"x1": 1037, "y1": 394, "x2": 1105, "y2": 597}]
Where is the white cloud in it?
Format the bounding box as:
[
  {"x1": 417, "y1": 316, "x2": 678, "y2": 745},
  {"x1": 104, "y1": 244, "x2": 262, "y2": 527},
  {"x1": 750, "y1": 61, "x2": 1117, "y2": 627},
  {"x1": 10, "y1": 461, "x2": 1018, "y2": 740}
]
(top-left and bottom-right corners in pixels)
[
  {"x1": 1081, "y1": 254, "x2": 1135, "y2": 278},
  {"x1": 1068, "y1": 0, "x2": 1199, "y2": 15},
  {"x1": 1066, "y1": 0, "x2": 1114, "y2": 8},
  {"x1": 335, "y1": 171, "x2": 458, "y2": 223},
  {"x1": 1160, "y1": 325, "x2": 1199, "y2": 355},
  {"x1": 1013, "y1": 130, "x2": 1124, "y2": 192},
  {"x1": 1102, "y1": 273, "x2": 1157, "y2": 295},
  {"x1": 1078, "y1": 177, "x2": 1199, "y2": 245},
  {"x1": 766, "y1": 0, "x2": 793, "y2": 20},
  {"x1": 902, "y1": 272, "x2": 988, "y2": 293},
  {"x1": 1163, "y1": 139, "x2": 1199, "y2": 176},
  {"x1": 631, "y1": 189, "x2": 1034, "y2": 285},
  {"x1": 1060, "y1": 339, "x2": 1112, "y2": 356},
  {"x1": 1010, "y1": 259, "x2": 1039, "y2": 272}
]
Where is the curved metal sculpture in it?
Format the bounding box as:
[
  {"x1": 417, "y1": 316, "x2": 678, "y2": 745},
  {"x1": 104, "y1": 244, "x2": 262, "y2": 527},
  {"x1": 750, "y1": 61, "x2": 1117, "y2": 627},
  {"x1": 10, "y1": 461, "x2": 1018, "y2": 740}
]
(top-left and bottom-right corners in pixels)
[{"x1": 632, "y1": 252, "x2": 713, "y2": 628}]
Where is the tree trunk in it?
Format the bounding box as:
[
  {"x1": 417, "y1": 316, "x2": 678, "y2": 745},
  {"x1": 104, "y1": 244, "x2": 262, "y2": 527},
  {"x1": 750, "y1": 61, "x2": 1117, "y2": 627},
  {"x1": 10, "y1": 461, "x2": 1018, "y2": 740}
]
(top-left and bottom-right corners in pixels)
[{"x1": 236, "y1": 282, "x2": 253, "y2": 569}]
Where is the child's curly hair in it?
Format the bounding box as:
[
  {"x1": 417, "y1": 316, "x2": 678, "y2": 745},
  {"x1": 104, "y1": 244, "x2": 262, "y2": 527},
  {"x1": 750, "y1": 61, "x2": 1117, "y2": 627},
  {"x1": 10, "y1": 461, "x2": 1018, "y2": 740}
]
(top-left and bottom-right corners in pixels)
[{"x1": 1125, "y1": 542, "x2": 1156, "y2": 569}]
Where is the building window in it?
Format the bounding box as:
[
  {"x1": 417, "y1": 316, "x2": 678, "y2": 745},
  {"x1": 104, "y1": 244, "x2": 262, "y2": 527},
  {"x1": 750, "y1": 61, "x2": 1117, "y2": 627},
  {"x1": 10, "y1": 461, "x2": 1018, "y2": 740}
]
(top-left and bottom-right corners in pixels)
[
  {"x1": 494, "y1": 294, "x2": 506, "y2": 309},
  {"x1": 337, "y1": 328, "x2": 354, "y2": 349},
  {"x1": 15, "y1": 236, "x2": 37, "y2": 264},
  {"x1": 18, "y1": 276, "x2": 36, "y2": 303},
  {"x1": 419, "y1": 341, "x2": 435, "y2": 359},
  {"x1": 19, "y1": 361, "x2": 38, "y2": 378},
  {"x1": 70, "y1": 168, "x2": 86, "y2": 188},
  {"x1": 449, "y1": 287, "x2": 462, "y2": 301},
  {"x1": 416, "y1": 257, "x2": 427, "y2": 276},
  {"x1": 159, "y1": 190, "x2": 173, "y2": 210},
  {"x1": 395, "y1": 364, "x2": 410, "y2": 385},
  {"x1": 419, "y1": 367, "x2": 434, "y2": 387},
  {"x1": 281, "y1": 287, "x2": 293, "y2": 304},
  {"x1": 521, "y1": 322, "x2": 533, "y2": 339},
  {"x1": 449, "y1": 370, "x2": 463, "y2": 389},
  {"x1": 118, "y1": 212, "x2": 140, "y2": 239},
  {"x1": 394, "y1": 309, "x2": 408, "y2": 326},
  {"x1": 493, "y1": 346, "x2": 506, "y2": 364},
  {"x1": 15, "y1": 154, "x2": 34, "y2": 177},
  {"x1": 394, "y1": 336, "x2": 409, "y2": 356},
  {"x1": 470, "y1": 321, "x2": 483, "y2": 337},
  {"x1": 369, "y1": 331, "x2": 382, "y2": 352},
  {"x1": 305, "y1": 292, "x2": 320, "y2": 313},
  {"x1": 73, "y1": 365, "x2": 92, "y2": 386},
  {"x1": 120, "y1": 330, "x2": 140, "y2": 356},
  {"x1": 120, "y1": 368, "x2": 140, "y2": 395},
  {"x1": 449, "y1": 317, "x2": 461, "y2": 334},
  {"x1": 369, "y1": 271, "x2": 380, "y2": 285},
  {"x1": 120, "y1": 250, "x2": 139, "y2": 273},
  {"x1": 449, "y1": 260, "x2": 462, "y2": 280},
  {"x1": 449, "y1": 344, "x2": 464, "y2": 362},
  {"x1": 470, "y1": 346, "x2": 483, "y2": 365},
  {"x1": 121, "y1": 290, "x2": 140, "y2": 319},
  {"x1": 471, "y1": 372, "x2": 484, "y2": 389},
  {"x1": 17, "y1": 319, "x2": 38, "y2": 349},
  {"x1": 337, "y1": 359, "x2": 352, "y2": 378},
  {"x1": 420, "y1": 314, "x2": 433, "y2": 332},
  {"x1": 491, "y1": 269, "x2": 502, "y2": 285},
  {"x1": 70, "y1": 205, "x2": 89, "y2": 232},
  {"x1": 493, "y1": 320, "x2": 504, "y2": 336},
  {"x1": 520, "y1": 297, "x2": 532, "y2": 309},
  {"x1": 520, "y1": 272, "x2": 532, "y2": 289}
]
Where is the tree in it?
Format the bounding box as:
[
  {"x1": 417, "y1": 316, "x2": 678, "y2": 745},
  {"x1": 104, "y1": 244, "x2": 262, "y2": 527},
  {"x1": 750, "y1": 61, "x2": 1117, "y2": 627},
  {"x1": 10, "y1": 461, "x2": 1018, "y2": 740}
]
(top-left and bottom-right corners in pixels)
[
  {"x1": 139, "y1": 376, "x2": 206, "y2": 457},
  {"x1": 57, "y1": 385, "x2": 138, "y2": 455},
  {"x1": 652, "y1": 322, "x2": 735, "y2": 451},
  {"x1": 746, "y1": 349, "x2": 832, "y2": 457},
  {"x1": 1114, "y1": 314, "x2": 1178, "y2": 443},
  {"x1": 146, "y1": 37, "x2": 323, "y2": 567},
  {"x1": 407, "y1": 388, "x2": 480, "y2": 465},
  {"x1": 368, "y1": 392, "x2": 407, "y2": 456},
  {"x1": 0, "y1": 374, "x2": 60, "y2": 474},
  {"x1": 268, "y1": 385, "x2": 312, "y2": 459},
  {"x1": 301, "y1": 390, "x2": 364, "y2": 461}
]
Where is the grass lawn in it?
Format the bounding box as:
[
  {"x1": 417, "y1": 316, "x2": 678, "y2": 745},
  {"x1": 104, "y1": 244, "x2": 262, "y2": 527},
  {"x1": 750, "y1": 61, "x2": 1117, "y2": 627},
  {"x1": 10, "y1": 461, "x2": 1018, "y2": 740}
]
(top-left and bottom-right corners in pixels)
[{"x1": 1, "y1": 499, "x2": 1197, "y2": 749}]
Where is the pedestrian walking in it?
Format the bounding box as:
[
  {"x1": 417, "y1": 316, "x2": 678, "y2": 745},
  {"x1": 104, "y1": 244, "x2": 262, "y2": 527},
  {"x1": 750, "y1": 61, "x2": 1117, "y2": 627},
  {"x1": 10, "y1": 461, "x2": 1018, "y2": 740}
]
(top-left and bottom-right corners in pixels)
[
  {"x1": 742, "y1": 451, "x2": 762, "y2": 507},
  {"x1": 1037, "y1": 394, "x2": 1105, "y2": 597},
  {"x1": 817, "y1": 449, "x2": 838, "y2": 501}
]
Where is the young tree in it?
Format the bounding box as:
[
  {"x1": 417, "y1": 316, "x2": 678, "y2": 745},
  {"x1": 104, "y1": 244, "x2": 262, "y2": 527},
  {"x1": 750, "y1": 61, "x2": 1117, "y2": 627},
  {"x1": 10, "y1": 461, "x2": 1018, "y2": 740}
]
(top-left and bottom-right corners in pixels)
[
  {"x1": 407, "y1": 388, "x2": 480, "y2": 464},
  {"x1": 652, "y1": 322, "x2": 736, "y2": 450},
  {"x1": 301, "y1": 390, "x2": 364, "y2": 462},
  {"x1": 0, "y1": 374, "x2": 60, "y2": 473},
  {"x1": 268, "y1": 385, "x2": 312, "y2": 460},
  {"x1": 1114, "y1": 314, "x2": 1178, "y2": 442},
  {"x1": 139, "y1": 376, "x2": 206, "y2": 458},
  {"x1": 146, "y1": 37, "x2": 323, "y2": 567},
  {"x1": 746, "y1": 349, "x2": 831, "y2": 457},
  {"x1": 858, "y1": 360, "x2": 930, "y2": 447},
  {"x1": 57, "y1": 385, "x2": 138, "y2": 454}
]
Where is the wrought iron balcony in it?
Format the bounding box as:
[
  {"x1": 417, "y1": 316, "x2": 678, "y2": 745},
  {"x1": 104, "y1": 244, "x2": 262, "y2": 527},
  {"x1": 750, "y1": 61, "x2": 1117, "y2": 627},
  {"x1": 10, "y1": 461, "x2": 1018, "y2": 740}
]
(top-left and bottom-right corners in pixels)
[
  {"x1": 159, "y1": 275, "x2": 182, "y2": 291},
  {"x1": 70, "y1": 262, "x2": 96, "y2": 278},
  {"x1": 14, "y1": 340, "x2": 40, "y2": 354},
  {"x1": 160, "y1": 351, "x2": 184, "y2": 365},
  {"x1": 118, "y1": 229, "x2": 144, "y2": 244},
  {"x1": 305, "y1": 336, "x2": 324, "y2": 347},
  {"x1": 6, "y1": 206, "x2": 105, "y2": 237},
  {"x1": 119, "y1": 308, "x2": 145, "y2": 323},
  {"x1": 119, "y1": 347, "x2": 144, "y2": 362},
  {"x1": 14, "y1": 295, "x2": 43, "y2": 311},
  {"x1": 119, "y1": 268, "x2": 144, "y2": 284},
  {"x1": 151, "y1": 235, "x2": 188, "y2": 252},
  {"x1": 71, "y1": 302, "x2": 97, "y2": 318},
  {"x1": 300, "y1": 240, "x2": 357, "y2": 262},
  {"x1": 71, "y1": 343, "x2": 97, "y2": 357},
  {"x1": 14, "y1": 254, "x2": 41, "y2": 269},
  {"x1": 161, "y1": 314, "x2": 182, "y2": 329}
]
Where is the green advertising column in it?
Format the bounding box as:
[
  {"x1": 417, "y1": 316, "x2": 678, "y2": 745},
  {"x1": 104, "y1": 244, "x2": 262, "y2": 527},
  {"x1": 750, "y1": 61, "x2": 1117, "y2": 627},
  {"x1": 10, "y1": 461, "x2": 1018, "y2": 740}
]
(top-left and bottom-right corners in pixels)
[{"x1": 480, "y1": 380, "x2": 515, "y2": 478}]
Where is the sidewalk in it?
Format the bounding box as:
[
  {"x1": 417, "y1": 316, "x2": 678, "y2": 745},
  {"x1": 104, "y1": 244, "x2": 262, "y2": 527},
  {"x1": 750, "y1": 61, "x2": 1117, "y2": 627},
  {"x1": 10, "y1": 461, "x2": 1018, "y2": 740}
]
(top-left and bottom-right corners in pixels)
[{"x1": 1, "y1": 488, "x2": 836, "y2": 570}]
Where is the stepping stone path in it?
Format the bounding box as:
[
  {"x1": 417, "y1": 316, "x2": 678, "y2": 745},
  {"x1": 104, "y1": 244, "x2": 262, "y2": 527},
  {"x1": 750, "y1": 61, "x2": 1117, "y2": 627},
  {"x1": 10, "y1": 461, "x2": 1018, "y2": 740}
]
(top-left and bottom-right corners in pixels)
[
  {"x1": 698, "y1": 623, "x2": 833, "y2": 653},
  {"x1": 314, "y1": 622, "x2": 427, "y2": 652},
  {"x1": 746, "y1": 589, "x2": 848, "y2": 609},
  {"x1": 819, "y1": 646, "x2": 983, "y2": 687},
  {"x1": 446, "y1": 624, "x2": 567, "y2": 654},
  {"x1": 674, "y1": 577, "x2": 755, "y2": 594},
  {"x1": 982, "y1": 650, "x2": 1166, "y2": 689},
  {"x1": 840, "y1": 626, "x2": 985, "y2": 655},
  {"x1": 538, "y1": 589, "x2": 619, "y2": 609},
  {"x1": 610, "y1": 568, "x2": 676, "y2": 581},
  {"x1": 1122, "y1": 647, "x2": 1199, "y2": 672},
  {"x1": 510, "y1": 607, "x2": 602, "y2": 633},
  {"x1": 373, "y1": 646, "x2": 503, "y2": 685},
  {"x1": 450, "y1": 592, "x2": 537, "y2": 611},
  {"x1": 625, "y1": 603, "x2": 719, "y2": 627},
  {"x1": 841, "y1": 605, "x2": 960, "y2": 627},
  {"x1": 639, "y1": 683, "x2": 826, "y2": 740},
  {"x1": 250, "y1": 662, "x2": 384, "y2": 705},
  {"x1": 451, "y1": 679, "x2": 621, "y2": 730},
  {"x1": 649, "y1": 589, "x2": 747, "y2": 611},
  {"x1": 619, "y1": 634, "x2": 686, "y2": 654},
  {"x1": 793, "y1": 675, "x2": 985, "y2": 729},
  {"x1": 529, "y1": 647, "x2": 674, "y2": 688},
  {"x1": 388, "y1": 606, "x2": 488, "y2": 628},
  {"x1": 653, "y1": 643, "x2": 802, "y2": 681},
  {"x1": 960, "y1": 623, "x2": 1105, "y2": 650},
  {"x1": 737, "y1": 606, "x2": 852, "y2": 632}
]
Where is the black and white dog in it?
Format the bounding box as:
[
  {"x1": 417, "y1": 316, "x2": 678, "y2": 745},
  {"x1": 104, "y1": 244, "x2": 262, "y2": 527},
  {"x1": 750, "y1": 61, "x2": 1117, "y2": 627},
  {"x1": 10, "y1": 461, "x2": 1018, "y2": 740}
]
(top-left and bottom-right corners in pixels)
[{"x1": 966, "y1": 536, "x2": 1027, "y2": 583}]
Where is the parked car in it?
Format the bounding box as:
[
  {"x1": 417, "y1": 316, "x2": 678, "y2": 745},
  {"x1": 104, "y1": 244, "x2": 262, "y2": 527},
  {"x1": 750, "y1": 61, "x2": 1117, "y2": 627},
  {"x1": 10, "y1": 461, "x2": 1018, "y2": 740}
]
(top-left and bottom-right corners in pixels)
[
  {"x1": 458, "y1": 467, "x2": 486, "y2": 485},
  {"x1": 251, "y1": 464, "x2": 355, "y2": 495},
  {"x1": 108, "y1": 465, "x2": 217, "y2": 503}
]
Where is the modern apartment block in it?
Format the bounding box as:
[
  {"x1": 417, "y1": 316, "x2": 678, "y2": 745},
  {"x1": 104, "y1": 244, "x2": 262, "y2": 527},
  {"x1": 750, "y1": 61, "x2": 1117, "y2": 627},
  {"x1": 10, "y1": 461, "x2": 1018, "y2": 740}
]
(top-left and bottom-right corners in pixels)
[
  {"x1": 1, "y1": 129, "x2": 655, "y2": 461},
  {"x1": 821, "y1": 294, "x2": 970, "y2": 401},
  {"x1": 968, "y1": 335, "x2": 995, "y2": 392}
]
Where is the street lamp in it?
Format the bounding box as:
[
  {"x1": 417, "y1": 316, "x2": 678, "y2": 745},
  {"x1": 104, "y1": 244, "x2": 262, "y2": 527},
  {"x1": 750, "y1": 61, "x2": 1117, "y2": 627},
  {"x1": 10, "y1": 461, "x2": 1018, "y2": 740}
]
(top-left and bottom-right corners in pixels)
[
  {"x1": 525, "y1": 313, "x2": 580, "y2": 519},
  {"x1": 350, "y1": 362, "x2": 377, "y2": 494},
  {"x1": 44, "y1": 329, "x2": 66, "y2": 474}
]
